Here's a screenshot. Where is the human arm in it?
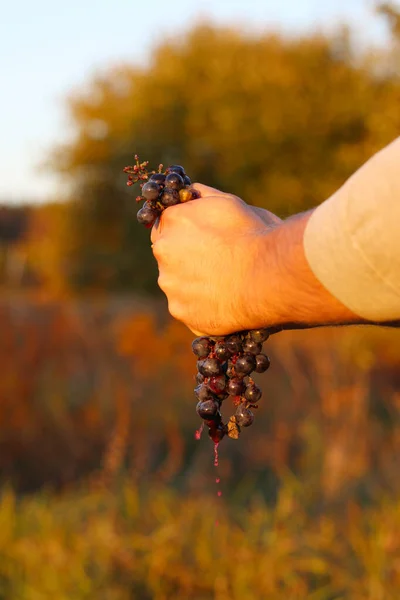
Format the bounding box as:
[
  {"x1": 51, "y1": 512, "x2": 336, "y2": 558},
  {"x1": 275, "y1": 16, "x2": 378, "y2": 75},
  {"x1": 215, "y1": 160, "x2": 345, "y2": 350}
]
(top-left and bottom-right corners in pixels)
[{"x1": 150, "y1": 138, "x2": 400, "y2": 336}]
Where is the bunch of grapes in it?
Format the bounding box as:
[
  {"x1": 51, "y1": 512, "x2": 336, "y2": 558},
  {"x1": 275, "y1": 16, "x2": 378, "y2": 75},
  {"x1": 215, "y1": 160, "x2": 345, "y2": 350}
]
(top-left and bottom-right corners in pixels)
[
  {"x1": 123, "y1": 156, "x2": 199, "y2": 228},
  {"x1": 124, "y1": 157, "x2": 272, "y2": 442},
  {"x1": 192, "y1": 331, "x2": 270, "y2": 442}
]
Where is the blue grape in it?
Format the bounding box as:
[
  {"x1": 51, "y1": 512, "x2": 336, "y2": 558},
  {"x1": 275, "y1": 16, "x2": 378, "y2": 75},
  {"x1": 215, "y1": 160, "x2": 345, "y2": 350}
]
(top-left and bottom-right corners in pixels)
[
  {"x1": 142, "y1": 181, "x2": 160, "y2": 201},
  {"x1": 196, "y1": 400, "x2": 220, "y2": 420},
  {"x1": 192, "y1": 337, "x2": 212, "y2": 358},
  {"x1": 161, "y1": 187, "x2": 180, "y2": 207},
  {"x1": 166, "y1": 165, "x2": 186, "y2": 177},
  {"x1": 249, "y1": 329, "x2": 270, "y2": 343},
  {"x1": 165, "y1": 172, "x2": 184, "y2": 191},
  {"x1": 235, "y1": 404, "x2": 254, "y2": 427},
  {"x1": 255, "y1": 354, "x2": 270, "y2": 373},
  {"x1": 137, "y1": 203, "x2": 159, "y2": 227},
  {"x1": 197, "y1": 358, "x2": 223, "y2": 377},
  {"x1": 235, "y1": 353, "x2": 256, "y2": 375},
  {"x1": 243, "y1": 339, "x2": 262, "y2": 355},
  {"x1": 244, "y1": 383, "x2": 262, "y2": 403},
  {"x1": 215, "y1": 342, "x2": 231, "y2": 361},
  {"x1": 149, "y1": 173, "x2": 166, "y2": 186},
  {"x1": 227, "y1": 378, "x2": 245, "y2": 396},
  {"x1": 226, "y1": 335, "x2": 243, "y2": 354}
]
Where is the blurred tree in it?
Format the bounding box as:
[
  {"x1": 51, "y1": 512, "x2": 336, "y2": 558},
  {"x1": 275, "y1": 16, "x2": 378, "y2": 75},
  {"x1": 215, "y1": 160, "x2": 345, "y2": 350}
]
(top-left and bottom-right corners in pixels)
[
  {"x1": 0, "y1": 206, "x2": 29, "y2": 244},
  {"x1": 0, "y1": 206, "x2": 30, "y2": 286},
  {"x1": 377, "y1": 3, "x2": 400, "y2": 38},
  {"x1": 51, "y1": 19, "x2": 400, "y2": 293},
  {"x1": 18, "y1": 203, "x2": 69, "y2": 294}
]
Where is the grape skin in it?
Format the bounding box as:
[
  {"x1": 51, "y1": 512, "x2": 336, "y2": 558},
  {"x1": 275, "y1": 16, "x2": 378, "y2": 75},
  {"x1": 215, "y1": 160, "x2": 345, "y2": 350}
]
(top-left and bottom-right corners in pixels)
[
  {"x1": 226, "y1": 335, "x2": 243, "y2": 354},
  {"x1": 235, "y1": 404, "x2": 254, "y2": 427},
  {"x1": 165, "y1": 172, "x2": 184, "y2": 191},
  {"x1": 196, "y1": 400, "x2": 220, "y2": 420},
  {"x1": 142, "y1": 181, "x2": 160, "y2": 201},
  {"x1": 255, "y1": 354, "x2": 270, "y2": 373},
  {"x1": 249, "y1": 329, "x2": 270, "y2": 343},
  {"x1": 150, "y1": 172, "x2": 166, "y2": 185},
  {"x1": 235, "y1": 353, "x2": 256, "y2": 375},
  {"x1": 161, "y1": 187, "x2": 180, "y2": 207},
  {"x1": 244, "y1": 383, "x2": 262, "y2": 403},
  {"x1": 243, "y1": 339, "x2": 262, "y2": 355},
  {"x1": 194, "y1": 384, "x2": 214, "y2": 402},
  {"x1": 207, "y1": 375, "x2": 227, "y2": 394},
  {"x1": 137, "y1": 203, "x2": 159, "y2": 227},
  {"x1": 166, "y1": 165, "x2": 186, "y2": 177},
  {"x1": 192, "y1": 337, "x2": 213, "y2": 358},
  {"x1": 215, "y1": 342, "x2": 231, "y2": 361},
  {"x1": 197, "y1": 358, "x2": 223, "y2": 378},
  {"x1": 227, "y1": 378, "x2": 245, "y2": 396},
  {"x1": 196, "y1": 372, "x2": 205, "y2": 385}
]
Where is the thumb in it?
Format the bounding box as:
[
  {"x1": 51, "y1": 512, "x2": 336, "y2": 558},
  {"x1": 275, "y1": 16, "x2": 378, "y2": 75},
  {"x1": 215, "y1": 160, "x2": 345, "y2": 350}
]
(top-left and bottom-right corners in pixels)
[
  {"x1": 189, "y1": 326, "x2": 207, "y2": 337},
  {"x1": 191, "y1": 182, "x2": 226, "y2": 197}
]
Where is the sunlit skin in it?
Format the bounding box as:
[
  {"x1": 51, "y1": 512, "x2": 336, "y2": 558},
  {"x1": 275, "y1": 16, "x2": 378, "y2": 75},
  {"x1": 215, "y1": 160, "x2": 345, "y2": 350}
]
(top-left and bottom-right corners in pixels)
[{"x1": 151, "y1": 183, "x2": 362, "y2": 337}]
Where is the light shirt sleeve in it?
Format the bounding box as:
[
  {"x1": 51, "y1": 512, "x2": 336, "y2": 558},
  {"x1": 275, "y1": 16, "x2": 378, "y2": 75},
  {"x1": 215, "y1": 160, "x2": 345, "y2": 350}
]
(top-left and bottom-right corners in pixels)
[{"x1": 303, "y1": 137, "x2": 400, "y2": 321}]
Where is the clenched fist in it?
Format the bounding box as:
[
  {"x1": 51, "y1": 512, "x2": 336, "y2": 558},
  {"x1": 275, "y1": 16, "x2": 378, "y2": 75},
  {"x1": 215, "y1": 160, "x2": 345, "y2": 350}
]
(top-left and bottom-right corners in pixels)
[{"x1": 150, "y1": 184, "x2": 282, "y2": 335}]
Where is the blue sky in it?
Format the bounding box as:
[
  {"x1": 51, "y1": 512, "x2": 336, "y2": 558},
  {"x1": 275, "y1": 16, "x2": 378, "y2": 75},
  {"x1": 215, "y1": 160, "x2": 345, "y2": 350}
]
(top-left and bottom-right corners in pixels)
[{"x1": 0, "y1": 0, "x2": 392, "y2": 202}]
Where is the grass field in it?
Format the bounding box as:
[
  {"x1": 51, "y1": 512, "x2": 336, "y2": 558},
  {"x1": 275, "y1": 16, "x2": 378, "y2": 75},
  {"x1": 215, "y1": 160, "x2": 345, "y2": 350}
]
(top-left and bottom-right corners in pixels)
[{"x1": 1, "y1": 297, "x2": 400, "y2": 599}]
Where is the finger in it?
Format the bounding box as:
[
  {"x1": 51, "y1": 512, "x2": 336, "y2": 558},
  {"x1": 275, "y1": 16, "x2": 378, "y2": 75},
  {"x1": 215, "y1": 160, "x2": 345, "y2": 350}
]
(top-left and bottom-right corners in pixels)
[
  {"x1": 151, "y1": 239, "x2": 163, "y2": 261},
  {"x1": 152, "y1": 238, "x2": 173, "y2": 265},
  {"x1": 191, "y1": 182, "x2": 226, "y2": 197},
  {"x1": 150, "y1": 217, "x2": 163, "y2": 244},
  {"x1": 190, "y1": 327, "x2": 207, "y2": 337}
]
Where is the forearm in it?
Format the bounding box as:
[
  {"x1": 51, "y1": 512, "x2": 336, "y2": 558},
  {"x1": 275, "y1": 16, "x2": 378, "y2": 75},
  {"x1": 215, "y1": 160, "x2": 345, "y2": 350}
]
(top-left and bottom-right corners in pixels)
[
  {"x1": 255, "y1": 211, "x2": 367, "y2": 330},
  {"x1": 256, "y1": 137, "x2": 400, "y2": 331},
  {"x1": 150, "y1": 138, "x2": 400, "y2": 336}
]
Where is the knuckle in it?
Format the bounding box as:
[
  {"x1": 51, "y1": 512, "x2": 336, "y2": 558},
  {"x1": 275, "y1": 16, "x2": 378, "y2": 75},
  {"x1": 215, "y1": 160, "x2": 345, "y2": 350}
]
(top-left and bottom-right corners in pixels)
[
  {"x1": 167, "y1": 299, "x2": 183, "y2": 322},
  {"x1": 160, "y1": 205, "x2": 181, "y2": 226},
  {"x1": 151, "y1": 238, "x2": 167, "y2": 261},
  {"x1": 157, "y1": 273, "x2": 168, "y2": 291},
  {"x1": 163, "y1": 211, "x2": 187, "y2": 232},
  {"x1": 150, "y1": 221, "x2": 161, "y2": 244}
]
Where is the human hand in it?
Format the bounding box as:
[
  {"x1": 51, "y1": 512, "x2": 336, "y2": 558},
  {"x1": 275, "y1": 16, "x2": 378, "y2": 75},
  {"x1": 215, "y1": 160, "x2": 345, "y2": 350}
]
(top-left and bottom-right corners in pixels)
[
  {"x1": 150, "y1": 184, "x2": 282, "y2": 336},
  {"x1": 150, "y1": 181, "x2": 367, "y2": 335}
]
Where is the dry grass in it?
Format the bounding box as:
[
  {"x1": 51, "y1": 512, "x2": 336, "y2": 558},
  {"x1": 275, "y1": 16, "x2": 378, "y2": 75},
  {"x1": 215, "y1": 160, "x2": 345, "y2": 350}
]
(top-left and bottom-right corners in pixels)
[{"x1": 0, "y1": 297, "x2": 399, "y2": 598}]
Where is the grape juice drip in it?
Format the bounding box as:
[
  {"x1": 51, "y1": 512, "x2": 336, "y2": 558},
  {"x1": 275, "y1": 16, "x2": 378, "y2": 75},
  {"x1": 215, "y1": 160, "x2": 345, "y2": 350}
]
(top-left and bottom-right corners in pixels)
[{"x1": 124, "y1": 158, "x2": 272, "y2": 442}]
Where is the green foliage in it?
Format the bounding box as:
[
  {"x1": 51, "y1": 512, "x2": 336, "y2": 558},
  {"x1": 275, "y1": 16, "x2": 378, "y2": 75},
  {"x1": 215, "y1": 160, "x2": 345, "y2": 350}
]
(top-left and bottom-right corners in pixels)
[{"x1": 52, "y1": 19, "x2": 400, "y2": 292}]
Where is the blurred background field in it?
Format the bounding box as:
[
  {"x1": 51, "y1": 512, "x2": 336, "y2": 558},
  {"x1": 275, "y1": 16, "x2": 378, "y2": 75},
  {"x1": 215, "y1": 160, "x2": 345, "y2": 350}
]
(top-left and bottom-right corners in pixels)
[{"x1": 1, "y1": 1, "x2": 400, "y2": 598}]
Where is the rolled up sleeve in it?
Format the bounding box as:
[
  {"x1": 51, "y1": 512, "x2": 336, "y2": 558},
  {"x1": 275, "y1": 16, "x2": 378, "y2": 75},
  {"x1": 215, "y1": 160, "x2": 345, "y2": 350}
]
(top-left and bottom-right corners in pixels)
[{"x1": 303, "y1": 137, "x2": 400, "y2": 321}]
